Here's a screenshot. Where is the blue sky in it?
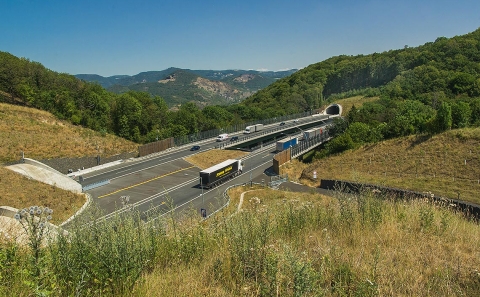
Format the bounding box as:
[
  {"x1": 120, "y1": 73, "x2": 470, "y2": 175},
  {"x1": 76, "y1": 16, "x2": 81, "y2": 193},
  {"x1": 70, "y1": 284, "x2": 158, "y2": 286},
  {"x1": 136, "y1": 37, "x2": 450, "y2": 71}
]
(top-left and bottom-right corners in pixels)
[{"x1": 1, "y1": 0, "x2": 479, "y2": 76}]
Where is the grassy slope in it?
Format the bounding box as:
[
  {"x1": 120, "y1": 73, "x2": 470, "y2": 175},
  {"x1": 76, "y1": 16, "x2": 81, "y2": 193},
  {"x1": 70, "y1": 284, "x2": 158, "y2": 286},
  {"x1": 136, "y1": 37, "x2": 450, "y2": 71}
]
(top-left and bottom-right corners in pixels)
[
  {"x1": 0, "y1": 103, "x2": 139, "y2": 223},
  {"x1": 0, "y1": 103, "x2": 138, "y2": 163},
  {"x1": 280, "y1": 96, "x2": 480, "y2": 205}
]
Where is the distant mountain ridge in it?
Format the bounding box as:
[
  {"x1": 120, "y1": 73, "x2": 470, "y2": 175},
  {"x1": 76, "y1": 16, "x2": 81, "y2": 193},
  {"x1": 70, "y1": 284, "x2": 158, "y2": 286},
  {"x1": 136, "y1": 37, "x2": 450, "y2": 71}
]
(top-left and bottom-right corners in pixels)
[{"x1": 75, "y1": 68, "x2": 297, "y2": 107}]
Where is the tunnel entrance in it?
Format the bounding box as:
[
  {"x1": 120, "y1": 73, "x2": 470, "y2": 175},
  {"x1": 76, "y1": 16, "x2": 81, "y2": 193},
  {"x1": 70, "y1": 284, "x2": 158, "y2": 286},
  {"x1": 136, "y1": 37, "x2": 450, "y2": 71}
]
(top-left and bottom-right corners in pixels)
[{"x1": 325, "y1": 104, "x2": 341, "y2": 115}]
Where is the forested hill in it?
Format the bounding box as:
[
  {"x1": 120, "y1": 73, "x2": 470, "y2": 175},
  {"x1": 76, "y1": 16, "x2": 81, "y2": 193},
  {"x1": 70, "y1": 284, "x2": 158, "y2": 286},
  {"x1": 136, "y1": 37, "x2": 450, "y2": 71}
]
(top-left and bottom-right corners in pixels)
[
  {"x1": 242, "y1": 27, "x2": 480, "y2": 115},
  {"x1": 76, "y1": 68, "x2": 297, "y2": 107},
  {"x1": 0, "y1": 51, "x2": 295, "y2": 144},
  {"x1": 1, "y1": 27, "x2": 480, "y2": 146}
]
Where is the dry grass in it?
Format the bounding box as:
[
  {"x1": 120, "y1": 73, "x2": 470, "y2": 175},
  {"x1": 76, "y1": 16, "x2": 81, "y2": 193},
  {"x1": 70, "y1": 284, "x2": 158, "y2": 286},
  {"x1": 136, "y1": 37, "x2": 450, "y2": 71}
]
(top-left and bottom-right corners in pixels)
[
  {"x1": 0, "y1": 166, "x2": 85, "y2": 224},
  {"x1": 133, "y1": 186, "x2": 480, "y2": 296},
  {"x1": 184, "y1": 149, "x2": 249, "y2": 169},
  {"x1": 333, "y1": 95, "x2": 380, "y2": 115},
  {"x1": 298, "y1": 128, "x2": 480, "y2": 205},
  {"x1": 0, "y1": 103, "x2": 138, "y2": 163},
  {"x1": 0, "y1": 103, "x2": 138, "y2": 223}
]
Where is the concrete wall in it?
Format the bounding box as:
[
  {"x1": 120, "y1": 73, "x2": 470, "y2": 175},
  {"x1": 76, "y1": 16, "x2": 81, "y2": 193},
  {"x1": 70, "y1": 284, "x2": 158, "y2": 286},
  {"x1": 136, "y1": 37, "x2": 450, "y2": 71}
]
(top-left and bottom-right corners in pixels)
[{"x1": 39, "y1": 152, "x2": 137, "y2": 174}]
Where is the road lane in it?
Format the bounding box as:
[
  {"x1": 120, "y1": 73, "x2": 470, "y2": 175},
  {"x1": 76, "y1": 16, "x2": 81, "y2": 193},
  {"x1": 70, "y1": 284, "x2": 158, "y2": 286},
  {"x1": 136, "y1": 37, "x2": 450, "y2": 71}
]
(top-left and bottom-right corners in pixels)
[{"x1": 79, "y1": 116, "x2": 331, "y2": 223}]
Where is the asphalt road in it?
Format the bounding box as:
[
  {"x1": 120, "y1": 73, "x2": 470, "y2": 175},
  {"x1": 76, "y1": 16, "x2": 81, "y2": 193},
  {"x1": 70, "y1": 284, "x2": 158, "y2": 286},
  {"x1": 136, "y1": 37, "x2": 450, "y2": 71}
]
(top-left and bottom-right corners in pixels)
[{"x1": 78, "y1": 115, "x2": 330, "y2": 223}]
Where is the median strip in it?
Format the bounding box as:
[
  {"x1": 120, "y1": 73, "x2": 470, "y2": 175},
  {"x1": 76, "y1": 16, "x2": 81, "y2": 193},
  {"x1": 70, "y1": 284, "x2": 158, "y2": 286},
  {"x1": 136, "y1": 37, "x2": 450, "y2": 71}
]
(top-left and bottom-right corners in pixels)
[{"x1": 98, "y1": 166, "x2": 195, "y2": 198}]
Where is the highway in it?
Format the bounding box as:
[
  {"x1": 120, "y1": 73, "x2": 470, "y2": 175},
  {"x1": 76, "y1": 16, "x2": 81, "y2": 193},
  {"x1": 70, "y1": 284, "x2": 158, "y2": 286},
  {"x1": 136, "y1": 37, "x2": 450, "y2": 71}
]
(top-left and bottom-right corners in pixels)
[{"x1": 79, "y1": 115, "x2": 331, "y2": 222}]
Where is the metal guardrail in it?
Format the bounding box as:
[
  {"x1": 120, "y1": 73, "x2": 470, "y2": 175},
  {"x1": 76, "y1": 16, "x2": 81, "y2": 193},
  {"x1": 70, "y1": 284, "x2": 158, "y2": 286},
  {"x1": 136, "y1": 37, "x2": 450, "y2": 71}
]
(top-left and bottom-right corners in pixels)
[
  {"x1": 173, "y1": 110, "x2": 315, "y2": 147},
  {"x1": 82, "y1": 179, "x2": 110, "y2": 192},
  {"x1": 216, "y1": 116, "x2": 330, "y2": 150},
  {"x1": 290, "y1": 132, "x2": 332, "y2": 159}
]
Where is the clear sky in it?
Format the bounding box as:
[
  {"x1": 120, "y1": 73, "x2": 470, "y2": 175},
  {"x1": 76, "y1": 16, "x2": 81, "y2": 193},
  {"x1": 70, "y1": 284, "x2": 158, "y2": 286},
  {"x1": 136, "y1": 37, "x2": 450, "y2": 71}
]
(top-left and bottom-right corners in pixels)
[{"x1": 1, "y1": 0, "x2": 479, "y2": 76}]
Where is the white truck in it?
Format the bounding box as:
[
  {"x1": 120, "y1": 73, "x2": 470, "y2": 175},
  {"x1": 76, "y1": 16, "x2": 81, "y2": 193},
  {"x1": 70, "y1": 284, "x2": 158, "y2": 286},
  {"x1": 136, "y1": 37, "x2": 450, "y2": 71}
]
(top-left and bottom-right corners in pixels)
[
  {"x1": 216, "y1": 133, "x2": 229, "y2": 141},
  {"x1": 243, "y1": 124, "x2": 264, "y2": 134}
]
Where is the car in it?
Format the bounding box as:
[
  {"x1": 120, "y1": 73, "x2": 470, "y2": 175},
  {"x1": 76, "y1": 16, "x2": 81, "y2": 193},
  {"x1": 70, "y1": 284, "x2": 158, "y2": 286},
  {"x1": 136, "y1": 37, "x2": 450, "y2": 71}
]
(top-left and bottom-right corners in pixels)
[
  {"x1": 293, "y1": 119, "x2": 299, "y2": 123},
  {"x1": 190, "y1": 145, "x2": 200, "y2": 151},
  {"x1": 230, "y1": 136, "x2": 239, "y2": 141},
  {"x1": 279, "y1": 122, "x2": 285, "y2": 126}
]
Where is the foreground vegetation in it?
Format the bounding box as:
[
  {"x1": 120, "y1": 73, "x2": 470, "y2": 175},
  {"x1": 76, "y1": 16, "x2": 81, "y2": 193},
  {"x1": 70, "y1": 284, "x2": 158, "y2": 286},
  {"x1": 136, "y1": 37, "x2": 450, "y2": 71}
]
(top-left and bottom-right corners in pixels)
[{"x1": 1, "y1": 187, "x2": 479, "y2": 296}]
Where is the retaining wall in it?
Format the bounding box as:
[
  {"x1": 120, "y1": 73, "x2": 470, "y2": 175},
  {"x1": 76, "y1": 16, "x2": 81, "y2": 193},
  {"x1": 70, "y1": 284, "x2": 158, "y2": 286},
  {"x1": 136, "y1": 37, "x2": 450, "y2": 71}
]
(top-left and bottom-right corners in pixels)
[
  {"x1": 319, "y1": 179, "x2": 480, "y2": 220},
  {"x1": 39, "y1": 152, "x2": 137, "y2": 174}
]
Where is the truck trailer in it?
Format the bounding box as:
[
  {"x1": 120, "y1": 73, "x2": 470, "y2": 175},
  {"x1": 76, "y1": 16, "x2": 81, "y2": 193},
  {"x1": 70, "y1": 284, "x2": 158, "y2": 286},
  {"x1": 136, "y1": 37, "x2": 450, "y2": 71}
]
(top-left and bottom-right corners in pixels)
[
  {"x1": 276, "y1": 137, "x2": 298, "y2": 152},
  {"x1": 199, "y1": 159, "x2": 243, "y2": 188},
  {"x1": 303, "y1": 127, "x2": 323, "y2": 140},
  {"x1": 243, "y1": 124, "x2": 264, "y2": 134}
]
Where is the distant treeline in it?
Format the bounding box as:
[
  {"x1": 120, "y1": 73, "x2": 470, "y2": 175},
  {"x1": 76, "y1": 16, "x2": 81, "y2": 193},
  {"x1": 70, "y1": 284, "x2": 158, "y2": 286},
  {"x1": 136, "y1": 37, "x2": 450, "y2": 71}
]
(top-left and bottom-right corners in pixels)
[{"x1": 1, "y1": 28, "x2": 480, "y2": 144}]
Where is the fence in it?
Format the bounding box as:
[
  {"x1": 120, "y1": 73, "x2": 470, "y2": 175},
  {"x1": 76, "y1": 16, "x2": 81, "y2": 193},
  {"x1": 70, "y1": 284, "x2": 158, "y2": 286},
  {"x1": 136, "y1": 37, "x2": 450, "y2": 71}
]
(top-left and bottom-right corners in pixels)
[
  {"x1": 273, "y1": 149, "x2": 291, "y2": 174},
  {"x1": 172, "y1": 110, "x2": 315, "y2": 147},
  {"x1": 138, "y1": 137, "x2": 175, "y2": 157},
  {"x1": 290, "y1": 131, "x2": 331, "y2": 158}
]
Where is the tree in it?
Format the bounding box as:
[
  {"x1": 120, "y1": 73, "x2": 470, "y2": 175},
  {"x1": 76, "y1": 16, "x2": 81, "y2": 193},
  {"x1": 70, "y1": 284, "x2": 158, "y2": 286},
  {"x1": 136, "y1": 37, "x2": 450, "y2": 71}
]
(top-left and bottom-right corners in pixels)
[
  {"x1": 346, "y1": 122, "x2": 382, "y2": 144},
  {"x1": 469, "y1": 98, "x2": 480, "y2": 125},
  {"x1": 434, "y1": 101, "x2": 452, "y2": 132},
  {"x1": 325, "y1": 133, "x2": 355, "y2": 154},
  {"x1": 328, "y1": 117, "x2": 349, "y2": 137},
  {"x1": 451, "y1": 101, "x2": 471, "y2": 128}
]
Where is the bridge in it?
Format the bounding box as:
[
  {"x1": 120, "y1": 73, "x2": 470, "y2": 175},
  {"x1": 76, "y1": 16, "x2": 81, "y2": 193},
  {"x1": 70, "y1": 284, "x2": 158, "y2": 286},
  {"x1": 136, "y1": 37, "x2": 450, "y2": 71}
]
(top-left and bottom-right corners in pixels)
[
  {"x1": 216, "y1": 104, "x2": 342, "y2": 153},
  {"x1": 214, "y1": 103, "x2": 342, "y2": 174}
]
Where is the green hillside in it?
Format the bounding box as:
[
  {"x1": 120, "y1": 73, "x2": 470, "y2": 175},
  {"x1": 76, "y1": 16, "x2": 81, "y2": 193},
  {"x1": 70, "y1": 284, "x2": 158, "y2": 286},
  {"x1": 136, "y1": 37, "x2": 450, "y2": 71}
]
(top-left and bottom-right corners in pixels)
[{"x1": 242, "y1": 27, "x2": 480, "y2": 116}]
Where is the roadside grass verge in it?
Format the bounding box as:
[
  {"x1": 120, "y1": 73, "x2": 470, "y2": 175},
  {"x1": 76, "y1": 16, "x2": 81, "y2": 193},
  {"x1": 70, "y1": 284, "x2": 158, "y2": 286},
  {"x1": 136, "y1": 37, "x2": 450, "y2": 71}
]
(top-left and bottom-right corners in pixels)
[{"x1": 184, "y1": 149, "x2": 248, "y2": 170}]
